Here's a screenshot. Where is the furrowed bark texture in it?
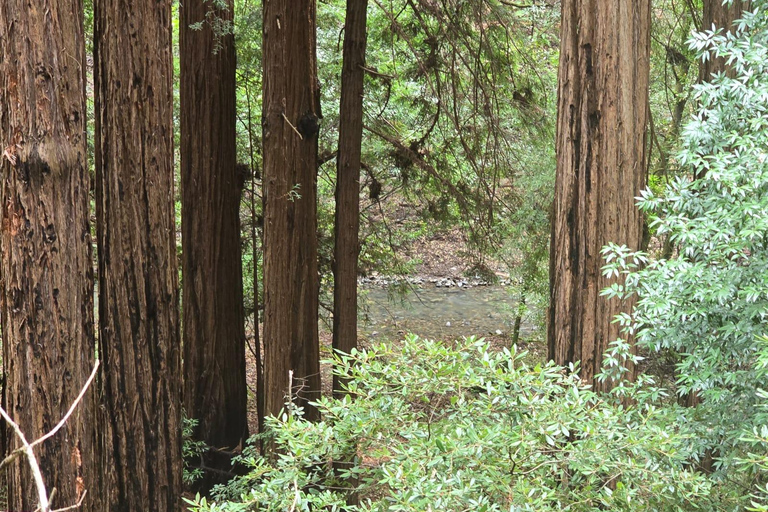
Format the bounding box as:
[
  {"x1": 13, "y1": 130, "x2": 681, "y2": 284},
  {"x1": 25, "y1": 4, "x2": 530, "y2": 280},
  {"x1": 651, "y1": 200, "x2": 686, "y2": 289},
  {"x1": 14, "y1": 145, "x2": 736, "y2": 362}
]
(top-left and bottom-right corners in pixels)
[
  {"x1": 333, "y1": 0, "x2": 368, "y2": 396},
  {"x1": 180, "y1": 0, "x2": 248, "y2": 488},
  {"x1": 94, "y1": 0, "x2": 182, "y2": 509},
  {"x1": 0, "y1": 0, "x2": 101, "y2": 509},
  {"x1": 262, "y1": 0, "x2": 321, "y2": 424},
  {"x1": 548, "y1": 0, "x2": 650, "y2": 391}
]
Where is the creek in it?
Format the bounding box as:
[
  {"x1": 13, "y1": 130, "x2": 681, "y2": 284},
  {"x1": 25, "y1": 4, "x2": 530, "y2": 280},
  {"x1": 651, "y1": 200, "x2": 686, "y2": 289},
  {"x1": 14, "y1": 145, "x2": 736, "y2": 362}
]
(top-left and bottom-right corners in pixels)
[{"x1": 358, "y1": 284, "x2": 539, "y2": 341}]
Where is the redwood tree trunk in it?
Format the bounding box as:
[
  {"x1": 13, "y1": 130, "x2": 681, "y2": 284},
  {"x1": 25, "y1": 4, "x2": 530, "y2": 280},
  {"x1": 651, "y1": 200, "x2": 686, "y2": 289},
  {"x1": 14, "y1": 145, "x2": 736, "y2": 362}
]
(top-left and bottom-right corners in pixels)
[
  {"x1": 700, "y1": 0, "x2": 750, "y2": 82},
  {"x1": 94, "y1": 0, "x2": 182, "y2": 508},
  {"x1": 333, "y1": 0, "x2": 369, "y2": 396},
  {"x1": 548, "y1": 0, "x2": 650, "y2": 391},
  {"x1": 262, "y1": 0, "x2": 322, "y2": 425},
  {"x1": 0, "y1": 1, "x2": 100, "y2": 509},
  {"x1": 180, "y1": 0, "x2": 248, "y2": 488}
]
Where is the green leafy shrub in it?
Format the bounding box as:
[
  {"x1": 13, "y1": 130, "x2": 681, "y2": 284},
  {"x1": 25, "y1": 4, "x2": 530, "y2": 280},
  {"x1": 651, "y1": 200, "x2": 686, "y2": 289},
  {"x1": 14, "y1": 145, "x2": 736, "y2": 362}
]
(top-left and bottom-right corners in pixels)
[
  {"x1": 740, "y1": 338, "x2": 768, "y2": 511},
  {"x1": 183, "y1": 414, "x2": 208, "y2": 486},
  {"x1": 185, "y1": 336, "x2": 708, "y2": 511},
  {"x1": 600, "y1": 0, "x2": 768, "y2": 503}
]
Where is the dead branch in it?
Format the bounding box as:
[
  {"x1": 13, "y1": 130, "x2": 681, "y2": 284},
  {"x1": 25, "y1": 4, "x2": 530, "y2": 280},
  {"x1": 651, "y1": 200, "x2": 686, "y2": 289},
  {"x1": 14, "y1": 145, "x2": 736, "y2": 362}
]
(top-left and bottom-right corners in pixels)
[
  {"x1": 0, "y1": 406, "x2": 49, "y2": 510},
  {"x1": 31, "y1": 362, "x2": 99, "y2": 450},
  {"x1": 0, "y1": 360, "x2": 100, "y2": 512}
]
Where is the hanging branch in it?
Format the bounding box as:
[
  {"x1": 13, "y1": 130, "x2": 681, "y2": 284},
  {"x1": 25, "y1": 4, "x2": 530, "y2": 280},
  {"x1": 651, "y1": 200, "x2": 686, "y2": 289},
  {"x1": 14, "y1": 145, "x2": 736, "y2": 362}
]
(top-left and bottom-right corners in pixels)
[{"x1": 364, "y1": 123, "x2": 474, "y2": 218}]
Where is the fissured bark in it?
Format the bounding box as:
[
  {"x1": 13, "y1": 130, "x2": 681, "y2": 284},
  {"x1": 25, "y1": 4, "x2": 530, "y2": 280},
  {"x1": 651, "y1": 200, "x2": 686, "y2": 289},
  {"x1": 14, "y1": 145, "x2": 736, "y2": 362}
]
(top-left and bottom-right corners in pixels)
[
  {"x1": 333, "y1": 0, "x2": 369, "y2": 396},
  {"x1": 548, "y1": 0, "x2": 651, "y2": 391},
  {"x1": 262, "y1": 0, "x2": 322, "y2": 426},
  {"x1": 180, "y1": 0, "x2": 248, "y2": 490},
  {"x1": 700, "y1": 0, "x2": 750, "y2": 82},
  {"x1": 94, "y1": 0, "x2": 182, "y2": 508},
  {"x1": 0, "y1": 0, "x2": 101, "y2": 508}
]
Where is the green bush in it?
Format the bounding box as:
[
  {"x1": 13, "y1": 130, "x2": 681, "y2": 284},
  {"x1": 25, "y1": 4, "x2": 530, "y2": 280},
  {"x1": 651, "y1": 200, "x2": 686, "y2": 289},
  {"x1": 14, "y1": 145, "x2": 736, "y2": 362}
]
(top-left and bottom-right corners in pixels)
[
  {"x1": 600, "y1": 0, "x2": 768, "y2": 504},
  {"x1": 183, "y1": 413, "x2": 208, "y2": 486},
  {"x1": 185, "y1": 336, "x2": 709, "y2": 512}
]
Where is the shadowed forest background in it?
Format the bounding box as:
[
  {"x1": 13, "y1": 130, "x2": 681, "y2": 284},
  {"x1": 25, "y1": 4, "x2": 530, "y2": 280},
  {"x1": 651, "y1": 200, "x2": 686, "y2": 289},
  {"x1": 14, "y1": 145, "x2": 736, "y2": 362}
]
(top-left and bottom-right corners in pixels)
[{"x1": 1, "y1": 0, "x2": 768, "y2": 510}]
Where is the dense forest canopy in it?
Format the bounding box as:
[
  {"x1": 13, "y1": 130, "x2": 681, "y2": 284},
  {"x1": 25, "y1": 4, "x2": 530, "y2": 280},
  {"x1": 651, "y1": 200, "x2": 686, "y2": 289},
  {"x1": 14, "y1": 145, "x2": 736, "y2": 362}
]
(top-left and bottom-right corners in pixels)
[{"x1": 0, "y1": 0, "x2": 767, "y2": 510}]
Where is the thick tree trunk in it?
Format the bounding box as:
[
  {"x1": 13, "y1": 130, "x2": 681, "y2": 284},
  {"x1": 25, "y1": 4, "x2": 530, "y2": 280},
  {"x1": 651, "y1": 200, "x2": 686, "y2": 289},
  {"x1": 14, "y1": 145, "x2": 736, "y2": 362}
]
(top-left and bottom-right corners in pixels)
[
  {"x1": 94, "y1": 0, "x2": 182, "y2": 509},
  {"x1": 262, "y1": 0, "x2": 322, "y2": 425},
  {"x1": 180, "y1": 0, "x2": 247, "y2": 489},
  {"x1": 548, "y1": 0, "x2": 650, "y2": 391},
  {"x1": 0, "y1": 1, "x2": 101, "y2": 509},
  {"x1": 333, "y1": 0, "x2": 368, "y2": 396}
]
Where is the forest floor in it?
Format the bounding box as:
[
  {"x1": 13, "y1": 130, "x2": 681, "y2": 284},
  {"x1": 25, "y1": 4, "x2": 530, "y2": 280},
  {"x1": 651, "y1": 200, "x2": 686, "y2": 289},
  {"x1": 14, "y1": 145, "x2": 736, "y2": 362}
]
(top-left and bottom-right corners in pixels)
[{"x1": 359, "y1": 195, "x2": 509, "y2": 281}]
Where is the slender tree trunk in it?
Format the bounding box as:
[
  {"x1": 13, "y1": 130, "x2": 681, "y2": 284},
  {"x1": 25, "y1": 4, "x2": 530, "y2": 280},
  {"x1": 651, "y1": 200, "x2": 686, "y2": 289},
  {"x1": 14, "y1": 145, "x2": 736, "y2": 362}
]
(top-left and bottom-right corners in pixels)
[
  {"x1": 0, "y1": 1, "x2": 102, "y2": 509},
  {"x1": 262, "y1": 0, "x2": 322, "y2": 426},
  {"x1": 548, "y1": 0, "x2": 651, "y2": 391},
  {"x1": 244, "y1": 85, "x2": 265, "y2": 434},
  {"x1": 94, "y1": 0, "x2": 182, "y2": 508},
  {"x1": 511, "y1": 297, "x2": 525, "y2": 346},
  {"x1": 180, "y1": 0, "x2": 247, "y2": 489},
  {"x1": 333, "y1": 0, "x2": 369, "y2": 396}
]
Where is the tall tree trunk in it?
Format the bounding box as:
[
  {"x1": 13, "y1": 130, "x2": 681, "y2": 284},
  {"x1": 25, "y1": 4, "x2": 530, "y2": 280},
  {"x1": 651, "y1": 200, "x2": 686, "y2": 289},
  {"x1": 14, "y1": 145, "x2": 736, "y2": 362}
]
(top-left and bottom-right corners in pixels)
[
  {"x1": 700, "y1": 0, "x2": 750, "y2": 82},
  {"x1": 548, "y1": 0, "x2": 651, "y2": 391},
  {"x1": 180, "y1": 0, "x2": 247, "y2": 489},
  {"x1": 262, "y1": 0, "x2": 322, "y2": 425},
  {"x1": 333, "y1": 0, "x2": 369, "y2": 396},
  {"x1": 0, "y1": 1, "x2": 101, "y2": 509},
  {"x1": 244, "y1": 84, "x2": 265, "y2": 434},
  {"x1": 94, "y1": 0, "x2": 182, "y2": 508}
]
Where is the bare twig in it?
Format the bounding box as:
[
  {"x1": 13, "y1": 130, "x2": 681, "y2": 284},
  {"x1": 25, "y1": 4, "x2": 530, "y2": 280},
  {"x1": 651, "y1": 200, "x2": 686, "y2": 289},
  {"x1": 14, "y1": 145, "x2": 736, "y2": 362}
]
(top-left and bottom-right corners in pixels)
[
  {"x1": 51, "y1": 490, "x2": 87, "y2": 512},
  {"x1": 282, "y1": 113, "x2": 303, "y2": 140},
  {"x1": 31, "y1": 361, "x2": 100, "y2": 449},
  {"x1": 0, "y1": 361, "x2": 100, "y2": 512},
  {"x1": 498, "y1": 0, "x2": 533, "y2": 7},
  {"x1": 0, "y1": 405, "x2": 50, "y2": 511},
  {"x1": 359, "y1": 65, "x2": 395, "y2": 80},
  {"x1": 0, "y1": 445, "x2": 24, "y2": 472},
  {"x1": 288, "y1": 477, "x2": 300, "y2": 512}
]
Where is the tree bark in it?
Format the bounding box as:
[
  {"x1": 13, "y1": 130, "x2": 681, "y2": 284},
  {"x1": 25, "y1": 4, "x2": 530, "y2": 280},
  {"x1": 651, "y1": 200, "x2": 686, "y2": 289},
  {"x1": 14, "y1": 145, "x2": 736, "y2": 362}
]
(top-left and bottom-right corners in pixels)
[
  {"x1": 94, "y1": 0, "x2": 182, "y2": 508},
  {"x1": 0, "y1": 1, "x2": 101, "y2": 509},
  {"x1": 548, "y1": 0, "x2": 650, "y2": 391},
  {"x1": 262, "y1": 0, "x2": 322, "y2": 425},
  {"x1": 333, "y1": 0, "x2": 368, "y2": 396},
  {"x1": 180, "y1": 0, "x2": 248, "y2": 489},
  {"x1": 700, "y1": 0, "x2": 750, "y2": 82}
]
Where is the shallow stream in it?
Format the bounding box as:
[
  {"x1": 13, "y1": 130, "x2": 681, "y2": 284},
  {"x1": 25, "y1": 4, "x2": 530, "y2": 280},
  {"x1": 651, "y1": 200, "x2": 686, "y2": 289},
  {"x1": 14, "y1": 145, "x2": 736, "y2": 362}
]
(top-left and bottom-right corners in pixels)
[{"x1": 358, "y1": 285, "x2": 538, "y2": 341}]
